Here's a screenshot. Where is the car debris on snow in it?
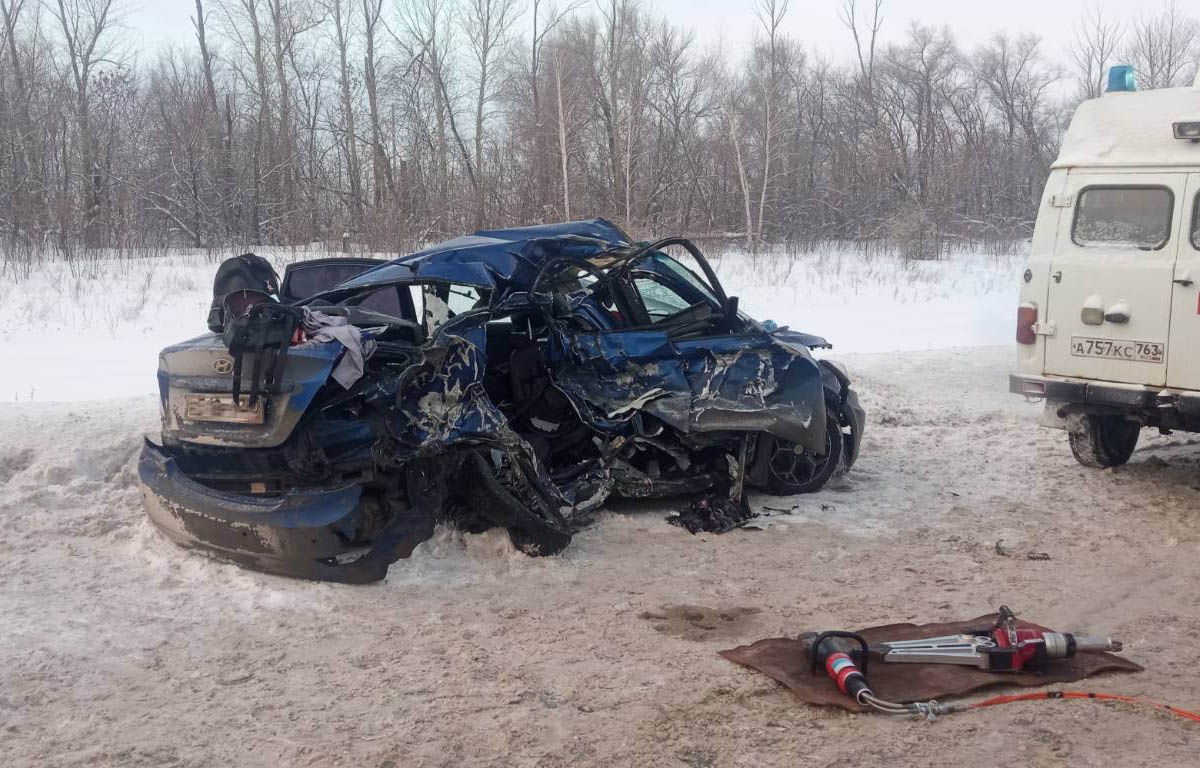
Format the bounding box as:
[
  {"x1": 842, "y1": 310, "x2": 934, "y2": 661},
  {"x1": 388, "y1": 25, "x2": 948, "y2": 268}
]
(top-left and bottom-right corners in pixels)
[{"x1": 667, "y1": 493, "x2": 758, "y2": 534}]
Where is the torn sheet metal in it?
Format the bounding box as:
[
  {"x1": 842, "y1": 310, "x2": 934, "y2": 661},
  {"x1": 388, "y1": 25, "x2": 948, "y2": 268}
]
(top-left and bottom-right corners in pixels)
[{"x1": 549, "y1": 329, "x2": 826, "y2": 454}]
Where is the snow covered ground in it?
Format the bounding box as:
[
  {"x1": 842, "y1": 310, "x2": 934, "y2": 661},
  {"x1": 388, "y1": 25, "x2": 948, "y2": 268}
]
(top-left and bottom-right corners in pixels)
[
  {"x1": 10, "y1": 243, "x2": 1200, "y2": 766},
  {"x1": 0, "y1": 244, "x2": 1023, "y2": 402},
  {"x1": 5, "y1": 346, "x2": 1200, "y2": 766}
]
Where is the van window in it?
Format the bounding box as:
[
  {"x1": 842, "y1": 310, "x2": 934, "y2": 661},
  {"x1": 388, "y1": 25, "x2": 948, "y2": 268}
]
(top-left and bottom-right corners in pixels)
[
  {"x1": 1193, "y1": 194, "x2": 1200, "y2": 250},
  {"x1": 1072, "y1": 187, "x2": 1173, "y2": 250}
]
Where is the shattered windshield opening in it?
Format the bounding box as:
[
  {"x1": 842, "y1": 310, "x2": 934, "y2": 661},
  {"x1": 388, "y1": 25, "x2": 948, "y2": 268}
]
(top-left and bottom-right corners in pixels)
[
  {"x1": 643, "y1": 251, "x2": 721, "y2": 306},
  {"x1": 611, "y1": 251, "x2": 725, "y2": 333}
]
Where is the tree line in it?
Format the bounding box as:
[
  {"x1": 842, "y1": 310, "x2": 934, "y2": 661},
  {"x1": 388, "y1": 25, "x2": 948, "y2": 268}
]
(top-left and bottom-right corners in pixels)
[{"x1": 0, "y1": 0, "x2": 1197, "y2": 262}]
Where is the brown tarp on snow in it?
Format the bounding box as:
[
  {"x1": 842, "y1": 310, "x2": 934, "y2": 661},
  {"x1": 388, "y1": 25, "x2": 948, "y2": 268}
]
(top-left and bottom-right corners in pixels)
[{"x1": 720, "y1": 613, "x2": 1142, "y2": 712}]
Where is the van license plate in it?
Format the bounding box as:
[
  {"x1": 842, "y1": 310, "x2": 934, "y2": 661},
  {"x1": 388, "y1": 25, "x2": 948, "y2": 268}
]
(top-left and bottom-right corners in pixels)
[
  {"x1": 184, "y1": 393, "x2": 265, "y2": 424},
  {"x1": 1070, "y1": 336, "x2": 1164, "y2": 364}
]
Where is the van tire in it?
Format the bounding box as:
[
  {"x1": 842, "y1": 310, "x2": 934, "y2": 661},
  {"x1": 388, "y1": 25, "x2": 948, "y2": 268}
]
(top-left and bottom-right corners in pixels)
[{"x1": 1067, "y1": 414, "x2": 1140, "y2": 468}]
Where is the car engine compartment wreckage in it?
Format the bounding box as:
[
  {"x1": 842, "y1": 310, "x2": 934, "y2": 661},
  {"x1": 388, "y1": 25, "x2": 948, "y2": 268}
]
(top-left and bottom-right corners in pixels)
[
  {"x1": 138, "y1": 219, "x2": 865, "y2": 583},
  {"x1": 721, "y1": 606, "x2": 1200, "y2": 725}
]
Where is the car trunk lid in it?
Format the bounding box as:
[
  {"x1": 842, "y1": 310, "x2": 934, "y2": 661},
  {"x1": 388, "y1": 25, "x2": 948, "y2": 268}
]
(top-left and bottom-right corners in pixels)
[{"x1": 157, "y1": 333, "x2": 342, "y2": 448}]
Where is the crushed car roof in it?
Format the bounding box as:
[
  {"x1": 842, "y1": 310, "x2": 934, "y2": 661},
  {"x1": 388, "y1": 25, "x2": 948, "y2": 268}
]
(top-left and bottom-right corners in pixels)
[{"x1": 330, "y1": 218, "x2": 631, "y2": 293}]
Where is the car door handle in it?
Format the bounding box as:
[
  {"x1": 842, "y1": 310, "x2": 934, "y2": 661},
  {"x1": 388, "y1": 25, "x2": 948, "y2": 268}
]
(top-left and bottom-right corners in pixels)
[{"x1": 1174, "y1": 278, "x2": 1194, "y2": 287}]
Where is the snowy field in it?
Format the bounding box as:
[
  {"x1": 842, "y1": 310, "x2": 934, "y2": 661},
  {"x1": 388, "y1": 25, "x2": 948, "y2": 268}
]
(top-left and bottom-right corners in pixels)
[
  {"x1": 8, "y1": 244, "x2": 1200, "y2": 766},
  {"x1": 0, "y1": 244, "x2": 1022, "y2": 402}
]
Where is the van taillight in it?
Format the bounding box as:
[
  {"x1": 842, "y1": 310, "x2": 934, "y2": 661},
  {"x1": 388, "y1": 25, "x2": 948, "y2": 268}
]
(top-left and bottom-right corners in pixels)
[{"x1": 1016, "y1": 304, "x2": 1038, "y2": 345}]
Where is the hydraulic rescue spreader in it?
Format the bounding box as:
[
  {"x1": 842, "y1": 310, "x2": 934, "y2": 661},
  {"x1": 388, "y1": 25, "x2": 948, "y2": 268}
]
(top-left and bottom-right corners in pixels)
[{"x1": 802, "y1": 606, "x2": 1200, "y2": 722}]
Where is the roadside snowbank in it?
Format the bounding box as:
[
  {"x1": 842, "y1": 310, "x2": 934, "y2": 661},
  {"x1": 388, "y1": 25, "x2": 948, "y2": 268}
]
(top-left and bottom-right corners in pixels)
[
  {"x1": 0, "y1": 244, "x2": 1022, "y2": 402},
  {"x1": 712, "y1": 245, "x2": 1021, "y2": 353}
]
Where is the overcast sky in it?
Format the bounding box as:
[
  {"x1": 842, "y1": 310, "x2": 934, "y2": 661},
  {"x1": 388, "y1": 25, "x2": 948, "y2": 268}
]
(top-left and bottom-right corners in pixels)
[{"x1": 127, "y1": 0, "x2": 1141, "y2": 65}]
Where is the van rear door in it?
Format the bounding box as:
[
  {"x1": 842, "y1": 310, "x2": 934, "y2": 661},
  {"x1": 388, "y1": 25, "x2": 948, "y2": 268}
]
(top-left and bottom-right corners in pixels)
[
  {"x1": 1042, "y1": 174, "x2": 1186, "y2": 387},
  {"x1": 1166, "y1": 175, "x2": 1200, "y2": 390}
]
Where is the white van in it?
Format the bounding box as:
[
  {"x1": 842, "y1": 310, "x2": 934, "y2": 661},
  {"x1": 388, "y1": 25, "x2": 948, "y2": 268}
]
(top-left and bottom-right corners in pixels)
[{"x1": 1011, "y1": 67, "x2": 1200, "y2": 467}]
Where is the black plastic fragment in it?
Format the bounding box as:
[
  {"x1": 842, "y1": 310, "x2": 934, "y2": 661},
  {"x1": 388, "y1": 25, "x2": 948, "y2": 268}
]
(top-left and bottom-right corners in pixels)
[{"x1": 667, "y1": 492, "x2": 757, "y2": 534}]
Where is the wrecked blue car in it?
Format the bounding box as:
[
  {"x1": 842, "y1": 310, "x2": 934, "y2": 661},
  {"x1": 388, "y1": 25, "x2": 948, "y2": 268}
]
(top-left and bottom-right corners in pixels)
[{"x1": 138, "y1": 220, "x2": 865, "y2": 583}]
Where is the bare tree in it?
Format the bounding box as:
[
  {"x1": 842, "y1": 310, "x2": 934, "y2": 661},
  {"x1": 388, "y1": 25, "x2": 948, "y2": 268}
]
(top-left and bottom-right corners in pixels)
[
  {"x1": 975, "y1": 33, "x2": 1059, "y2": 219},
  {"x1": 325, "y1": 0, "x2": 363, "y2": 228},
  {"x1": 461, "y1": 0, "x2": 517, "y2": 225},
  {"x1": 395, "y1": 0, "x2": 455, "y2": 228},
  {"x1": 524, "y1": 0, "x2": 582, "y2": 218},
  {"x1": 840, "y1": 0, "x2": 883, "y2": 95},
  {"x1": 1124, "y1": 0, "x2": 1199, "y2": 89},
  {"x1": 266, "y1": 0, "x2": 316, "y2": 241},
  {"x1": 724, "y1": 90, "x2": 755, "y2": 248},
  {"x1": 1069, "y1": 4, "x2": 1123, "y2": 99},
  {"x1": 753, "y1": 0, "x2": 787, "y2": 242},
  {"x1": 360, "y1": 0, "x2": 391, "y2": 207},
  {"x1": 548, "y1": 41, "x2": 573, "y2": 218},
  {"x1": 1, "y1": 0, "x2": 44, "y2": 239},
  {"x1": 50, "y1": 0, "x2": 123, "y2": 247},
  {"x1": 193, "y1": 0, "x2": 236, "y2": 237},
  {"x1": 594, "y1": 0, "x2": 637, "y2": 223}
]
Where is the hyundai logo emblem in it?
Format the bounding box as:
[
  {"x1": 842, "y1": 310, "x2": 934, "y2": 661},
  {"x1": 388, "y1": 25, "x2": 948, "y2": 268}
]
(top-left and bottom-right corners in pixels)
[{"x1": 213, "y1": 357, "x2": 234, "y2": 375}]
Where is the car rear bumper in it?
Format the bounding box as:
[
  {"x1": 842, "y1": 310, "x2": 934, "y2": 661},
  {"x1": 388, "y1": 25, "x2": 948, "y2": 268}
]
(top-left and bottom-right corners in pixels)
[{"x1": 138, "y1": 439, "x2": 430, "y2": 584}]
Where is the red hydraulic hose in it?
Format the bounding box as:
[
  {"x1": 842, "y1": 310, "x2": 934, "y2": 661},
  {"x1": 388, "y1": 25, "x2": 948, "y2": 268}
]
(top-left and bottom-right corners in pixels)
[{"x1": 960, "y1": 690, "x2": 1200, "y2": 725}]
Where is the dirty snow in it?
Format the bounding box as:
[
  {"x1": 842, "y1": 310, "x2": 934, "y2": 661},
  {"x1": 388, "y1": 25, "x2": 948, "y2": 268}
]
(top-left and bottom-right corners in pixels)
[
  {"x1": 5, "y1": 344, "x2": 1200, "y2": 765},
  {"x1": 0, "y1": 245, "x2": 1022, "y2": 402}
]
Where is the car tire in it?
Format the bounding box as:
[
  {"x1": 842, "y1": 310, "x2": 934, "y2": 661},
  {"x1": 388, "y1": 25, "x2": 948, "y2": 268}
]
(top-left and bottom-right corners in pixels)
[
  {"x1": 1067, "y1": 414, "x2": 1140, "y2": 468},
  {"x1": 762, "y1": 410, "x2": 844, "y2": 495}
]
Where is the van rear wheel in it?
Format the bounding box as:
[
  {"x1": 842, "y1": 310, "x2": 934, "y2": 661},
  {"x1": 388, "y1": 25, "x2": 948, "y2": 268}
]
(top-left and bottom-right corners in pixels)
[{"x1": 1067, "y1": 414, "x2": 1140, "y2": 468}]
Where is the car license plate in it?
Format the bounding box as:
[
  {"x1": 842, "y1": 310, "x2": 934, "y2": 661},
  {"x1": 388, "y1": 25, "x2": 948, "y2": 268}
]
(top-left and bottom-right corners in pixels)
[
  {"x1": 184, "y1": 393, "x2": 265, "y2": 424},
  {"x1": 1070, "y1": 336, "x2": 1164, "y2": 363}
]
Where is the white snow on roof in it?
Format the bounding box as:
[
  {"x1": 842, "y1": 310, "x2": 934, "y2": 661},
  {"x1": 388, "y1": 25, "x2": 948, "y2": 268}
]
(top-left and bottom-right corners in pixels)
[{"x1": 1054, "y1": 86, "x2": 1200, "y2": 169}]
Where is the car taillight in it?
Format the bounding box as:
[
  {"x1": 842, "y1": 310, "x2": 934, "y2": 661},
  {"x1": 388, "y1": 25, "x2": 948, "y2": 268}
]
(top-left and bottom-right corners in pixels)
[{"x1": 1016, "y1": 304, "x2": 1037, "y2": 345}]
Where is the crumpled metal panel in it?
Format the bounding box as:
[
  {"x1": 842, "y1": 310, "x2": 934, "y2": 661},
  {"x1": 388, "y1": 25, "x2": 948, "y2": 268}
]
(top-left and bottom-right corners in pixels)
[
  {"x1": 388, "y1": 328, "x2": 510, "y2": 452},
  {"x1": 548, "y1": 328, "x2": 827, "y2": 454},
  {"x1": 384, "y1": 325, "x2": 610, "y2": 515}
]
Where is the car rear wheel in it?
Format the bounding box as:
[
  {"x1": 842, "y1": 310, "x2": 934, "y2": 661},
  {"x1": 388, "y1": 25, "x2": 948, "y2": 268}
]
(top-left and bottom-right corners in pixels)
[
  {"x1": 1067, "y1": 414, "x2": 1140, "y2": 468},
  {"x1": 762, "y1": 412, "x2": 843, "y2": 495},
  {"x1": 460, "y1": 450, "x2": 573, "y2": 556}
]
